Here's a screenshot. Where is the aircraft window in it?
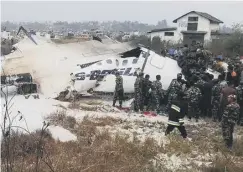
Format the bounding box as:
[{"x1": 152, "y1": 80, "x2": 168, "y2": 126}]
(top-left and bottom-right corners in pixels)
[
  {"x1": 132, "y1": 58, "x2": 138, "y2": 64},
  {"x1": 97, "y1": 62, "x2": 102, "y2": 65},
  {"x1": 106, "y1": 59, "x2": 112, "y2": 64},
  {"x1": 122, "y1": 60, "x2": 128, "y2": 66}
]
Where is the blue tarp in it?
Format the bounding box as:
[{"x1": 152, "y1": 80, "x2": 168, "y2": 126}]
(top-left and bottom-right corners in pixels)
[
  {"x1": 168, "y1": 48, "x2": 175, "y2": 56},
  {"x1": 217, "y1": 55, "x2": 223, "y2": 60}
]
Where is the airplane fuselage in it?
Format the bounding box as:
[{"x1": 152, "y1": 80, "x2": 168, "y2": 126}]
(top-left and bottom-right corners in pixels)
[
  {"x1": 73, "y1": 47, "x2": 219, "y2": 94},
  {"x1": 73, "y1": 47, "x2": 183, "y2": 93}
]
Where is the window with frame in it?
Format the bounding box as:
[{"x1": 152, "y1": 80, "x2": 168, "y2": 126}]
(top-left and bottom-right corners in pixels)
[
  {"x1": 164, "y1": 32, "x2": 174, "y2": 36},
  {"x1": 106, "y1": 59, "x2": 112, "y2": 64},
  {"x1": 97, "y1": 62, "x2": 102, "y2": 65},
  {"x1": 132, "y1": 58, "x2": 138, "y2": 64},
  {"x1": 188, "y1": 17, "x2": 198, "y2": 22},
  {"x1": 187, "y1": 23, "x2": 198, "y2": 31},
  {"x1": 122, "y1": 60, "x2": 128, "y2": 66}
]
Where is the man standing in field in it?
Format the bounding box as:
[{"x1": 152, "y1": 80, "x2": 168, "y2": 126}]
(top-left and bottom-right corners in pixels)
[
  {"x1": 221, "y1": 94, "x2": 240, "y2": 148},
  {"x1": 113, "y1": 72, "x2": 124, "y2": 108}
]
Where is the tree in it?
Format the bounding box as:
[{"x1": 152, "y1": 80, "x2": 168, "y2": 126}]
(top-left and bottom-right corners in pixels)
[
  {"x1": 224, "y1": 23, "x2": 243, "y2": 56},
  {"x1": 156, "y1": 20, "x2": 168, "y2": 29},
  {"x1": 129, "y1": 35, "x2": 150, "y2": 48}
]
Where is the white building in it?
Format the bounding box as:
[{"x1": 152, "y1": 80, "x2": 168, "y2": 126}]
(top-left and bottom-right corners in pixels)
[
  {"x1": 147, "y1": 27, "x2": 180, "y2": 44},
  {"x1": 148, "y1": 11, "x2": 223, "y2": 45},
  {"x1": 122, "y1": 34, "x2": 130, "y2": 41},
  {"x1": 1, "y1": 31, "x2": 12, "y2": 40}
]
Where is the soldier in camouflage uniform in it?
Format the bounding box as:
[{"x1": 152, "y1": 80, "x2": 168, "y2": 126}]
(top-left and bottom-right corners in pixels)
[
  {"x1": 222, "y1": 94, "x2": 240, "y2": 148},
  {"x1": 182, "y1": 42, "x2": 210, "y2": 81},
  {"x1": 212, "y1": 78, "x2": 223, "y2": 121},
  {"x1": 134, "y1": 73, "x2": 144, "y2": 112},
  {"x1": 183, "y1": 43, "x2": 200, "y2": 79},
  {"x1": 142, "y1": 74, "x2": 152, "y2": 110},
  {"x1": 236, "y1": 81, "x2": 243, "y2": 126},
  {"x1": 185, "y1": 76, "x2": 202, "y2": 122},
  {"x1": 195, "y1": 74, "x2": 205, "y2": 89},
  {"x1": 147, "y1": 83, "x2": 156, "y2": 111},
  {"x1": 113, "y1": 72, "x2": 124, "y2": 108},
  {"x1": 152, "y1": 75, "x2": 163, "y2": 114},
  {"x1": 197, "y1": 46, "x2": 209, "y2": 72},
  {"x1": 166, "y1": 73, "x2": 185, "y2": 112},
  {"x1": 178, "y1": 44, "x2": 188, "y2": 70}
]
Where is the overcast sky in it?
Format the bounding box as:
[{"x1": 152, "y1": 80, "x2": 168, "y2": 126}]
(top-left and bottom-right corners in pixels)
[{"x1": 1, "y1": 1, "x2": 243, "y2": 26}]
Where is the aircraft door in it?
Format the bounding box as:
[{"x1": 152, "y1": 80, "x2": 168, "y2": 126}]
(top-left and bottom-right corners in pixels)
[
  {"x1": 143, "y1": 53, "x2": 166, "y2": 82},
  {"x1": 149, "y1": 54, "x2": 165, "y2": 69}
]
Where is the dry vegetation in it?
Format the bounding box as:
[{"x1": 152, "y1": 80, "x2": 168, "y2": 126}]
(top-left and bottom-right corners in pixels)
[
  {"x1": 67, "y1": 100, "x2": 112, "y2": 112},
  {"x1": 45, "y1": 110, "x2": 77, "y2": 130},
  {"x1": 67, "y1": 101, "x2": 81, "y2": 109},
  {"x1": 46, "y1": 111, "x2": 243, "y2": 172},
  {"x1": 2, "y1": 111, "x2": 243, "y2": 172},
  {"x1": 2, "y1": 101, "x2": 243, "y2": 172},
  {"x1": 2, "y1": 116, "x2": 166, "y2": 172}
]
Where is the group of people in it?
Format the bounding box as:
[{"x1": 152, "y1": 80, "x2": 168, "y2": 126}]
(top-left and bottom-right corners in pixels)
[
  {"x1": 133, "y1": 73, "x2": 163, "y2": 113},
  {"x1": 113, "y1": 69, "x2": 243, "y2": 148},
  {"x1": 112, "y1": 71, "x2": 164, "y2": 114},
  {"x1": 169, "y1": 70, "x2": 243, "y2": 148},
  {"x1": 112, "y1": 40, "x2": 243, "y2": 148},
  {"x1": 167, "y1": 43, "x2": 243, "y2": 148}
]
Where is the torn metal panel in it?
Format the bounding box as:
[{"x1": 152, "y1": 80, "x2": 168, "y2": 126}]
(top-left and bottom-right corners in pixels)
[
  {"x1": 17, "y1": 83, "x2": 37, "y2": 95},
  {"x1": 17, "y1": 26, "x2": 38, "y2": 45}
]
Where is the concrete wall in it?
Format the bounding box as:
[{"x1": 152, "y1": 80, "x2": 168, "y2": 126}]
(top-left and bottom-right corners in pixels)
[
  {"x1": 176, "y1": 12, "x2": 212, "y2": 42},
  {"x1": 210, "y1": 23, "x2": 220, "y2": 32},
  {"x1": 149, "y1": 30, "x2": 182, "y2": 44}
]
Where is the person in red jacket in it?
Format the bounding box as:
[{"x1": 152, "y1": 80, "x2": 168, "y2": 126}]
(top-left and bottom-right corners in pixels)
[{"x1": 165, "y1": 91, "x2": 187, "y2": 138}]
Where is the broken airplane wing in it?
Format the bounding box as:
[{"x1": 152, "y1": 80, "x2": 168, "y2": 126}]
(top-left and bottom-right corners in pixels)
[{"x1": 17, "y1": 26, "x2": 38, "y2": 45}]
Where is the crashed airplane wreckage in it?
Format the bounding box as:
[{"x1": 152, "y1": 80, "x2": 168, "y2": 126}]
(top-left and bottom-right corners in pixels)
[
  {"x1": 1, "y1": 27, "x2": 39, "y2": 96},
  {"x1": 1, "y1": 25, "x2": 219, "y2": 99},
  {"x1": 1, "y1": 26, "x2": 129, "y2": 97},
  {"x1": 1, "y1": 73, "x2": 38, "y2": 96},
  {"x1": 57, "y1": 45, "x2": 219, "y2": 100}
]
